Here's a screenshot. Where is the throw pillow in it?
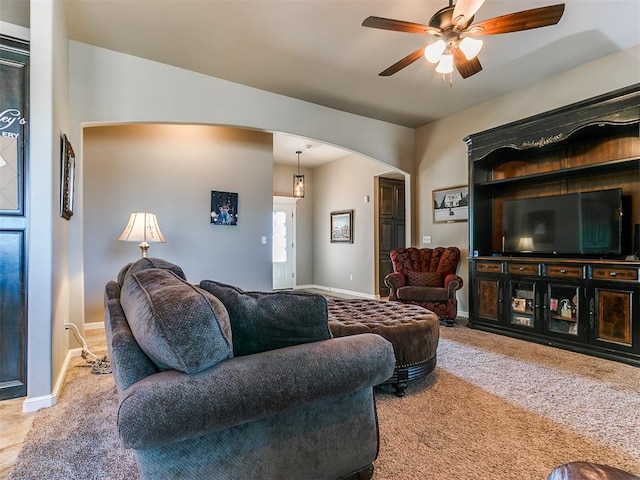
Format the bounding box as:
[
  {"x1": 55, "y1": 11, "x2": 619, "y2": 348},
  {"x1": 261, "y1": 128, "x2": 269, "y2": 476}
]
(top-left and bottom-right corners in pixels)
[
  {"x1": 121, "y1": 268, "x2": 233, "y2": 373},
  {"x1": 406, "y1": 271, "x2": 442, "y2": 287},
  {"x1": 199, "y1": 280, "x2": 331, "y2": 357},
  {"x1": 119, "y1": 257, "x2": 186, "y2": 287}
]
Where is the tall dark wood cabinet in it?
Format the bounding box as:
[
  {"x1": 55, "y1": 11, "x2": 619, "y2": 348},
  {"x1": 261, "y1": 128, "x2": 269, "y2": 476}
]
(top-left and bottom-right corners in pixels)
[
  {"x1": 465, "y1": 84, "x2": 640, "y2": 366},
  {"x1": 378, "y1": 177, "x2": 405, "y2": 296},
  {"x1": 0, "y1": 36, "x2": 30, "y2": 400}
]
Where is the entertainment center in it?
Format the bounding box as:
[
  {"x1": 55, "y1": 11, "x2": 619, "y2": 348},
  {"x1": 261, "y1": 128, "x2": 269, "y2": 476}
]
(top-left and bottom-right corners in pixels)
[{"x1": 466, "y1": 84, "x2": 640, "y2": 366}]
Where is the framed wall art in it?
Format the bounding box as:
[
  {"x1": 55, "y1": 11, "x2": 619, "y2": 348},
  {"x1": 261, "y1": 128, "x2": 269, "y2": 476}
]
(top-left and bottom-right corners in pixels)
[
  {"x1": 210, "y1": 191, "x2": 238, "y2": 225},
  {"x1": 432, "y1": 185, "x2": 468, "y2": 223},
  {"x1": 60, "y1": 134, "x2": 75, "y2": 220},
  {"x1": 330, "y1": 210, "x2": 353, "y2": 243}
]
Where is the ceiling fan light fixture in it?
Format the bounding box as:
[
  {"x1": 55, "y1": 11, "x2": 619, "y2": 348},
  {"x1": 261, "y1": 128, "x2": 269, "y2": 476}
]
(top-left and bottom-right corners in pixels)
[
  {"x1": 435, "y1": 53, "x2": 454, "y2": 74},
  {"x1": 363, "y1": 2, "x2": 565, "y2": 80},
  {"x1": 459, "y1": 37, "x2": 483, "y2": 60},
  {"x1": 424, "y1": 39, "x2": 446, "y2": 63}
]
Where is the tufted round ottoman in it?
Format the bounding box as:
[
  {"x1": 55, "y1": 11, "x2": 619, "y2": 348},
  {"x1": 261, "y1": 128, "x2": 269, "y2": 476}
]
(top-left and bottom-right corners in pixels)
[{"x1": 327, "y1": 298, "x2": 439, "y2": 396}]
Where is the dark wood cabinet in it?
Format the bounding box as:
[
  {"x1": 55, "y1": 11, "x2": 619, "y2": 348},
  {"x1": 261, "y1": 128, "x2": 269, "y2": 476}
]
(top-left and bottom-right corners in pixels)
[
  {"x1": 466, "y1": 84, "x2": 640, "y2": 366},
  {"x1": 0, "y1": 35, "x2": 29, "y2": 400},
  {"x1": 471, "y1": 257, "x2": 640, "y2": 364},
  {"x1": 473, "y1": 260, "x2": 503, "y2": 323}
]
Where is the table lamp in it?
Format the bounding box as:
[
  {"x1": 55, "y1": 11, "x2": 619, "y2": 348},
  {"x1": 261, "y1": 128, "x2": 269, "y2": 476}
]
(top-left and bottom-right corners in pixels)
[{"x1": 118, "y1": 212, "x2": 166, "y2": 258}]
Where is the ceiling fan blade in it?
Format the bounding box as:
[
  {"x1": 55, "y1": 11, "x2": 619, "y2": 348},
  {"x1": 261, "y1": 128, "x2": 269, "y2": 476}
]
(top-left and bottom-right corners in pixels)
[
  {"x1": 452, "y1": 47, "x2": 482, "y2": 78},
  {"x1": 379, "y1": 47, "x2": 426, "y2": 76},
  {"x1": 452, "y1": 0, "x2": 486, "y2": 28},
  {"x1": 466, "y1": 4, "x2": 565, "y2": 36},
  {"x1": 362, "y1": 16, "x2": 441, "y2": 35}
]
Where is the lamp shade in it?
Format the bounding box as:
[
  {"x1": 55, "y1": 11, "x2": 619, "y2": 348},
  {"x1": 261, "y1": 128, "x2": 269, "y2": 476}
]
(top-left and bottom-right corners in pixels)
[
  {"x1": 293, "y1": 173, "x2": 305, "y2": 198},
  {"x1": 424, "y1": 39, "x2": 446, "y2": 63},
  {"x1": 435, "y1": 53, "x2": 454, "y2": 74},
  {"x1": 459, "y1": 37, "x2": 483, "y2": 60},
  {"x1": 119, "y1": 212, "x2": 166, "y2": 257},
  {"x1": 517, "y1": 236, "x2": 534, "y2": 252}
]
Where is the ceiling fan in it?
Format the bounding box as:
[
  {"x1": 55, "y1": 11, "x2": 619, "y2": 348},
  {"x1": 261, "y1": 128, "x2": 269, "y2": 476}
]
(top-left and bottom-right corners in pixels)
[{"x1": 362, "y1": 0, "x2": 565, "y2": 79}]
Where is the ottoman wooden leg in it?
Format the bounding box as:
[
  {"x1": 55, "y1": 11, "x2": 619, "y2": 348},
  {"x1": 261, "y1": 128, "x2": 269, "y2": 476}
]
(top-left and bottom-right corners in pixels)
[{"x1": 394, "y1": 368, "x2": 409, "y2": 397}]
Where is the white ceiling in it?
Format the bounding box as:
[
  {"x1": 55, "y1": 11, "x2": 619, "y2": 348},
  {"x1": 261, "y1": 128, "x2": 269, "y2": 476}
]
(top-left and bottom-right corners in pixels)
[{"x1": 2, "y1": 0, "x2": 639, "y2": 166}]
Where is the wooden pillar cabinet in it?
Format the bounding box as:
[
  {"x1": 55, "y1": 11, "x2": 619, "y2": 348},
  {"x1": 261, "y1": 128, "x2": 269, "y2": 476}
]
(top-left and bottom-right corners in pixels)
[{"x1": 465, "y1": 85, "x2": 640, "y2": 366}]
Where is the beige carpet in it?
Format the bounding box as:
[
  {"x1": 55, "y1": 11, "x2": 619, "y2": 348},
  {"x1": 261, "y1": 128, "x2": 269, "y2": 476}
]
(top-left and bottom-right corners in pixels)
[
  {"x1": 375, "y1": 321, "x2": 640, "y2": 479},
  {"x1": 9, "y1": 321, "x2": 640, "y2": 479}
]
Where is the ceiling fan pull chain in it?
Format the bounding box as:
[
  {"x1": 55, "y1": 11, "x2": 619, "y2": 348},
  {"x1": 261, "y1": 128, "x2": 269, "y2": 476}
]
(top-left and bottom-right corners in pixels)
[{"x1": 441, "y1": 73, "x2": 453, "y2": 87}]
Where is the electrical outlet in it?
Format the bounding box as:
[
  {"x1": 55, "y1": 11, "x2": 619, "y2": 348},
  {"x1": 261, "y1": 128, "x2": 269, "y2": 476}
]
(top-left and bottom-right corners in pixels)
[
  {"x1": 423, "y1": 235, "x2": 432, "y2": 244},
  {"x1": 349, "y1": 274, "x2": 353, "y2": 281}
]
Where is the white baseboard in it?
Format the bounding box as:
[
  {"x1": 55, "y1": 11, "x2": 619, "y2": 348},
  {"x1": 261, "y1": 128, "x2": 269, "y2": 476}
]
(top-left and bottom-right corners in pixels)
[
  {"x1": 22, "y1": 393, "x2": 56, "y2": 413},
  {"x1": 84, "y1": 322, "x2": 105, "y2": 331},
  {"x1": 22, "y1": 346, "x2": 82, "y2": 413},
  {"x1": 295, "y1": 284, "x2": 377, "y2": 300}
]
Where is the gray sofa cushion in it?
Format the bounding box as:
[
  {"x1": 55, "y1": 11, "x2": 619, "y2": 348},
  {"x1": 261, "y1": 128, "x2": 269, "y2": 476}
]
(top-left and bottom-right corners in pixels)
[
  {"x1": 118, "y1": 257, "x2": 186, "y2": 286},
  {"x1": 199, "y1": 280, "x2": 331, "y2": 357},
  {"x1": 121, "y1": 268, "x2": 232, "y2": 373}
]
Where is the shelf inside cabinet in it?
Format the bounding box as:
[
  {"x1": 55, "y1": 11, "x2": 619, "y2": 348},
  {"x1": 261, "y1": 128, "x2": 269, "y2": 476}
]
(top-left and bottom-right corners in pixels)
[
  {"x1": 475, "y1": 156, "x2": 640, "y2": 188},
  {"x1": 550, "y1": 314, "x2": 577, "y2": 323}
]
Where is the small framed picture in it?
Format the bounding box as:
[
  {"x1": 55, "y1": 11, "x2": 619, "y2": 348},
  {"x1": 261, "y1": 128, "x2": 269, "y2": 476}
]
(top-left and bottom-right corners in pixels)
[
  {"x1": 432, "y1": 185, "x2": 468, "y2": 223},
  {"x1": 512, "y1": 298, "x2": 527, "y2": 313},
  {"x1": 210, "y1": 191, "x2": 238, "y2": 226},
  {"x1": 513, "y1": 315, "x2": 532, "y2": 327},
  {"x1": 60, "y1": 134, "x2": 75, "y2": 220},
  {"x1": 330, "y1": 210, "x2": 353, "y2": 243}
]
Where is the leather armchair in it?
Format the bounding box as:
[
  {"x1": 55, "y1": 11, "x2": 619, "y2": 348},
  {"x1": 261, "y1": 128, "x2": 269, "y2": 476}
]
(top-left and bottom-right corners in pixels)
[
  {"x1": 384, "y1": 247, "x2": 463, "y2": 326},
  {"x1": 547, "y1": 462, "x2": 639, "y2": 480}
]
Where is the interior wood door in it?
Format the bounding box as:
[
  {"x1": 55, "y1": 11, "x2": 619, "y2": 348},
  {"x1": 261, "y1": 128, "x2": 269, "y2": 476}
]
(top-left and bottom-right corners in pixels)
[
  {"x1": 0, "y1": 36, "x2": 29, "y2": 400},
  {"x1": 378, "y1": 177, "x2": 405, "y2": 297}
]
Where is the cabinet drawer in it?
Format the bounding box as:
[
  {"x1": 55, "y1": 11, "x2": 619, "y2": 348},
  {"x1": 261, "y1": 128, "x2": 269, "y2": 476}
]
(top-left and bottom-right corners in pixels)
[
  {"x1": 545, "y1": 264, "x2": 585, "y2": 279},
  {"x1": 592, "y1": 267, "x2": 639, "y2": 282},
  {"x1": 508, "y1": 263, "x2": 540, "y2": 276},
  {"x1": 475, "y1": 261, "x2": 503, "y2": 273}
]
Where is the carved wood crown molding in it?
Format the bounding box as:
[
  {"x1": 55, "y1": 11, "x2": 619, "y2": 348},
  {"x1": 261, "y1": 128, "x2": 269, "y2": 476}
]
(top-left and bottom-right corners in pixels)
[
  {"x1": 464, "y1": 84, "x2": 640, "y2": 161},
  {"x1": 520, "y1": 133, "x2": 565, "y2": 149}
]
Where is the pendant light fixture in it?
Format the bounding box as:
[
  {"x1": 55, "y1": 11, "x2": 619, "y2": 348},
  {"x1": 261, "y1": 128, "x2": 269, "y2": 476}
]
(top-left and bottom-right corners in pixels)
[{"x1": 293, "y1": 150, "x2": 305, "y2": 198}]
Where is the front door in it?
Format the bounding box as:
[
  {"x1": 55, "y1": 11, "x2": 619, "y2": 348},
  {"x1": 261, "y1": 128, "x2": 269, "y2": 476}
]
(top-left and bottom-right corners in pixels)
[
  {"x1": 272, "y1": 199, "x2": 296, "y2": 290},
  {"x1": 0, "y1": 36, "x2": 29, "y2": 400}
]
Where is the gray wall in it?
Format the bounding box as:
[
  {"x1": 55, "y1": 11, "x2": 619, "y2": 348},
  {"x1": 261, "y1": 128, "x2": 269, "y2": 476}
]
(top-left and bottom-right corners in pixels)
[
  {"x1": 84, "y1": 130, "x2": 395, "y2": 325},
  {"x1": 313, "y1": 154, "x2": 396, "y2": 296},
  {"x1": 83, "y1": 124, "x2": 273, "y2": 324}
]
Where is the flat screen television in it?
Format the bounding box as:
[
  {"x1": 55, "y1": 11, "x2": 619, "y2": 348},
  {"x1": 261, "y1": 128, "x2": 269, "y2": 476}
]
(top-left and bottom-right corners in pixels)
[{"x1": 502, "y1": 188, "x2": 622, "y2": 257}]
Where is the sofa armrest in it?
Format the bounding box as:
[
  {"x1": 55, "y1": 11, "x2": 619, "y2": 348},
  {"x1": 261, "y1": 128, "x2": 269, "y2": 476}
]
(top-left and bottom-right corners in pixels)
[
  {"x1": 444, "y1": 274, "x2": 464, "y2": 297},
  {"x1": 117, "y1": 333, "x2": 395, "y2": 450},
  {"x1": 384, "y1": 272, "x2": 405, "y2": 299}
]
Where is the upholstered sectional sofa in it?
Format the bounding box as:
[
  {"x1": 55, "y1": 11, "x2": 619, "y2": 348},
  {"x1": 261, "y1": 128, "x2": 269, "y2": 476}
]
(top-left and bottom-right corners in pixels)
[{"x1": 104, "y1": 258, "x2": 395, "y2": 480}]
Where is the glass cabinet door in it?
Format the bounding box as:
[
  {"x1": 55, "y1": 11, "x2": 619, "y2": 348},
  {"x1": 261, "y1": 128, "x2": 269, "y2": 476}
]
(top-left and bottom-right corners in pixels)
[
  {"x1": 546, "y1": 284, "x2": 580, "y2": 337},
  {"x1": 509, "y1": 280, "x2": 537, "y2": 329}
]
